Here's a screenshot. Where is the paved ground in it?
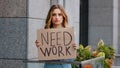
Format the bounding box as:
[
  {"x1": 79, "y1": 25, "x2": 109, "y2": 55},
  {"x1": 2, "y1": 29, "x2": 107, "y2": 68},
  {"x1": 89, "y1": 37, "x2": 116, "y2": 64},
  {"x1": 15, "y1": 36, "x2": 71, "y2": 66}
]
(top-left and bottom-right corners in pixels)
[{"x1": 112, "y1": 66, "x2": 120, "y2": 68}]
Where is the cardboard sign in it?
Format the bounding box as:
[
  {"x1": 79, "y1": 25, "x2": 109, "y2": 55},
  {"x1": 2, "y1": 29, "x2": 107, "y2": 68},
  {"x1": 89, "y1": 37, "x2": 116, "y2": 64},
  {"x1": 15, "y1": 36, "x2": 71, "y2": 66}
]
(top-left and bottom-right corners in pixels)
[{"x1": 37, "y1": 28, "x2": 76, "y2": 60}]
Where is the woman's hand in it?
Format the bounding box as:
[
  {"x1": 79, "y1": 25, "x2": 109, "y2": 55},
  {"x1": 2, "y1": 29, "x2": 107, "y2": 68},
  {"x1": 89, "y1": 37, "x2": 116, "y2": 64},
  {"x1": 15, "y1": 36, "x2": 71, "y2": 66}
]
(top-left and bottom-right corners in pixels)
[
  {"x1": 35, "y1": 40, "x2": 41, "y2": 47},
  {"x1": 73, "y1": 42, "x2": 77, "y2": 50}
]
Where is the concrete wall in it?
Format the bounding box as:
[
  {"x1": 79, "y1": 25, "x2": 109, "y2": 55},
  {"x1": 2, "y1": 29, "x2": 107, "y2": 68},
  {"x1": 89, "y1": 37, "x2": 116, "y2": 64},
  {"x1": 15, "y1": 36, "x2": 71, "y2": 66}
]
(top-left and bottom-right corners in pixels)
[
  {"x1": 28, "y1": 0, "x2": 50, "y2": 60},
  {"x1": 0, "y1": 0, "x2": 27, "y2": 68},
  {"x1": 118, "y1": 0, "x2": 120, "y2": 54},
  {"x1": 89, "y1": 0, "x2": 113, "y2": 46},
  {"x1": 27, "y1": 0, "x2": 50, "y2": 68},
  {"x1": 65, "y1": 0, "x2": 80, "y2": 46},
  {"x1": 88, "y1": 0, "x2": 120, "y2": 66},
  {"x1": 113, "y1": 0, "x2": 120, "y2": 66}
]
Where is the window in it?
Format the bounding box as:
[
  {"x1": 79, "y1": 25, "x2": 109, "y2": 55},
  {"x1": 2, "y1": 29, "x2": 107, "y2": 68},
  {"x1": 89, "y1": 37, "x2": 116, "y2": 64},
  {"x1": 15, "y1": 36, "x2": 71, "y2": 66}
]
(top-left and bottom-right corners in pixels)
[{"x1": 79, "y1": 0, "x2": 88, "y2": 46}]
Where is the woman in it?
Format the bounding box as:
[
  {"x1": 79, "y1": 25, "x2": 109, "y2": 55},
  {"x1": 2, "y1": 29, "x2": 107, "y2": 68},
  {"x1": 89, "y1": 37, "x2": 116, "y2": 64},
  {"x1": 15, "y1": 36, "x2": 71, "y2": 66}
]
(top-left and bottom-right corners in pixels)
[{"x1": 35, "y1": 4, "x2": 77, "y2": 68}]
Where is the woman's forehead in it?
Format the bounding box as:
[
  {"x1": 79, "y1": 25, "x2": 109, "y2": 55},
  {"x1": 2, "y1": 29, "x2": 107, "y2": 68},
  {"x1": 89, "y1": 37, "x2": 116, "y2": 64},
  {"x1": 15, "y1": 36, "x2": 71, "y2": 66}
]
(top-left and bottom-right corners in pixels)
[{"x1": 52, "y1": 9, "x2": 62, "y2": 13}]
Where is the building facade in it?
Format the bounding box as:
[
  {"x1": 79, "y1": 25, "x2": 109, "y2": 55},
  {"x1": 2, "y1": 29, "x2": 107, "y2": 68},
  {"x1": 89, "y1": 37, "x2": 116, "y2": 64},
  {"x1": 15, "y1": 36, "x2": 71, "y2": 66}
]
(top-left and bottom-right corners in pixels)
[{"x1": 0, "y1": 0, "x2": 120, "y2": 68}]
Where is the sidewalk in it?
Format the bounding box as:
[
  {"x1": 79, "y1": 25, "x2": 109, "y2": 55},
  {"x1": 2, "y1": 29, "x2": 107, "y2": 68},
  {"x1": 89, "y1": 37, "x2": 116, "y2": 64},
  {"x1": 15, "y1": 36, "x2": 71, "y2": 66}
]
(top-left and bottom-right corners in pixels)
[{"x1": 112, "y1": 66, "x2": 120, "y2": 68}]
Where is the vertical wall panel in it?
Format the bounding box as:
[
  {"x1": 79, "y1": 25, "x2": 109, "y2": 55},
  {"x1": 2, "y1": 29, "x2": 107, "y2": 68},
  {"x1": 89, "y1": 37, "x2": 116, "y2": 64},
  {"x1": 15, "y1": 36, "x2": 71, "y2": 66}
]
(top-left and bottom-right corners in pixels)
[
  {"x1": 118, "y1": 0, "x2": 120, "y2": 54},
  {"x1": 29, "y1": 0, "x2": 50, "y2": 19},
  {"x1": 0, "y1": 18, "x2": 27, "y2": 59},
  {"x1": 88, "y1": 0, "x2": 113, "y2": 47},
  {"x1": 27, "y1": 0, "x2": 50, "y2": 68},
  {"x1": 0, "y1": 0, "x2": 27, "y2": 68},
  {"x1": 65, "y1": 0, "x2": 80, "y2": 46}
]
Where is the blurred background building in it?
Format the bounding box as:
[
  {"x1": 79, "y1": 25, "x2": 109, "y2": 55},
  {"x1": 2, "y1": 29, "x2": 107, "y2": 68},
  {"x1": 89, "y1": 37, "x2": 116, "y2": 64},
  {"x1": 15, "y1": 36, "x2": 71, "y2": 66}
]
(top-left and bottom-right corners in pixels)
[{"x1": 0, "y1": 0, "x2": 119, "y2": 68}]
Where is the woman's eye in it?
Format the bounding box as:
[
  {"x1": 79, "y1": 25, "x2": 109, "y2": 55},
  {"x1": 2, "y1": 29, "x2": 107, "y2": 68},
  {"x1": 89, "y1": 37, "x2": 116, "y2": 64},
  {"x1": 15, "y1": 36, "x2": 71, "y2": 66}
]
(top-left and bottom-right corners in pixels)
[
  {"x1": 58, "y1": 13, "x2": 62, "y2": 16},
  {"x1": 52, "y1": 13, "x2": 56, "y2": 16},
  {"x1": 52, "y1": 13, "x2": 62, "y2": 16}
]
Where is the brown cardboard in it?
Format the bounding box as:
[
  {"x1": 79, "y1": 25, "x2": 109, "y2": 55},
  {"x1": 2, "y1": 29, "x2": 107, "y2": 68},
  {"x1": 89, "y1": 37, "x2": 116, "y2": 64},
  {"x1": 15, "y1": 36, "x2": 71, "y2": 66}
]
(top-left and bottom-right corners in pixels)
[{"x1": 37, "y1": 27, "x2": 76, "y2": 60}]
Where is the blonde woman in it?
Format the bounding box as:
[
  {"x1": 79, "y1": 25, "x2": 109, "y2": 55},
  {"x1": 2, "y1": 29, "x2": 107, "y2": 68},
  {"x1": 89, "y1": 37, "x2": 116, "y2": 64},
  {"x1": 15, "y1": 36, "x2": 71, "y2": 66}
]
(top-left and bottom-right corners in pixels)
[{"x1": 35, "y1": 4, "x2": 77, "y2": 68}]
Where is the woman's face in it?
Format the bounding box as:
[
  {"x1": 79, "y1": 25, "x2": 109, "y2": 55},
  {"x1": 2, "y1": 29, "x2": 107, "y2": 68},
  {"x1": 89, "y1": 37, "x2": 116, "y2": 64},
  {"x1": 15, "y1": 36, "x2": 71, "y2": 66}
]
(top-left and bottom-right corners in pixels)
[{"x1": 51, "y1": 9, "x2": 63, "y2": 26}]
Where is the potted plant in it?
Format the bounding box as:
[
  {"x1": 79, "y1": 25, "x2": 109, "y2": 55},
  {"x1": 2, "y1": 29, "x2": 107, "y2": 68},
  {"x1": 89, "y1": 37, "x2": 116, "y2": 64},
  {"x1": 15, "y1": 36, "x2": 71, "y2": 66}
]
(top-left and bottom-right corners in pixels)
[
  {"x1": 72, "y1": 44, "x2": 93, "y2": 68},
  {"x1": 75, "y1": 44, "x2": 93, "y2": 61},
  {"x1": 73, "y1": 40, "x2": 115, "y2": 68},
  {"x1": 93, "y1": 40, "x2": 115, "y2": 68}
]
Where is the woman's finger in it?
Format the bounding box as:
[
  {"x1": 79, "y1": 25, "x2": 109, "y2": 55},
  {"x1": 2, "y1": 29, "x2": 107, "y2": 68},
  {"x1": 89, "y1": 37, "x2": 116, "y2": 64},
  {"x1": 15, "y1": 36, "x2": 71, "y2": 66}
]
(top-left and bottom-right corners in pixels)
[
  {"x1": 35, "y1": 40, "x2": 41, "y2": 47},
  {"x1": 73, "y1": 43, "x2": 77, "y2": 50},
  {"x1": 35, "y1": 40, "x2": 39, "y2": 43}
]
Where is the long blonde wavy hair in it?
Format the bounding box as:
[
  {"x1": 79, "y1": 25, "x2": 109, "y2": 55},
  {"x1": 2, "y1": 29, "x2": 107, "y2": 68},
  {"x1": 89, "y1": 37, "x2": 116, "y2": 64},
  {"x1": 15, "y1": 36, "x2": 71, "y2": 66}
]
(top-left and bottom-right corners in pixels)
[{"x1": 44, "y1": 4, "x2": 68, "y2": 29}]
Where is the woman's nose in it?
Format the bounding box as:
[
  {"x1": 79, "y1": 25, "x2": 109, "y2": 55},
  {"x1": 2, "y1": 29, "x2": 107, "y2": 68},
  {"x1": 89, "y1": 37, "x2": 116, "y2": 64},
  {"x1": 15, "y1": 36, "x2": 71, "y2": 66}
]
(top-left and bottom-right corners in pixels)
[{"x1": 56, "y1": 14, "x2": 59, "y2": 18}]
